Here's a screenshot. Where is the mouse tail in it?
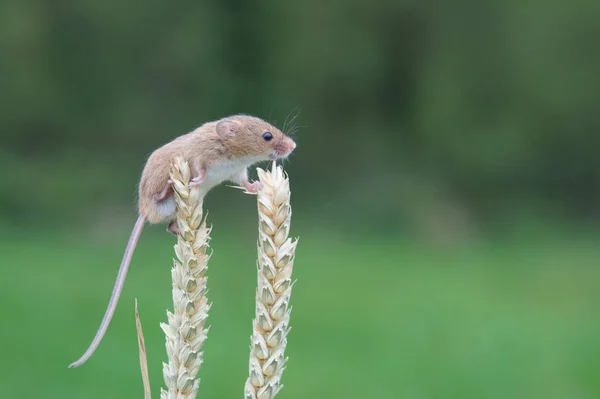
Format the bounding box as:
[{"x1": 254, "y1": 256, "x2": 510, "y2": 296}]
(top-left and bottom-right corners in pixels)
[{"x1": 68, "y1": 214, "x2": 147, "y2": 368}]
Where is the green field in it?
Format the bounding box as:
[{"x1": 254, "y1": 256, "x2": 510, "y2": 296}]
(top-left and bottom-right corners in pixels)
[{"x1": 1, "y1": 226, "x2": 599, "y2": 399}]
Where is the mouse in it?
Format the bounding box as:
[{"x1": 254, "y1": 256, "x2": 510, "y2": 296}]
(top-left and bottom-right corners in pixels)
[{"x1": 69, "y1": 114, "x2": 296, "y2": 368}]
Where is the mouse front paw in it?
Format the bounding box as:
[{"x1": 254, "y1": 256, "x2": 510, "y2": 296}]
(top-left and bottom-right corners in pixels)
[
  {"x1": 190, "y1": 175, "x2": 204, "y2": 187},
  {"x1": 190, "y1": 164, "x2": 207, "y2": 187},
  {"x1": 243, "y1": 180, "x2": 263, "y2": 194}
]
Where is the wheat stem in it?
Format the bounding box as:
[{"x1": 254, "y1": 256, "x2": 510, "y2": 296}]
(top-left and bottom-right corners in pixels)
[
  {"x1": 245, "y1": 163, "x2": 298, "y2": 399},
  {"x1": 135, "y1": 299, "x2": 152, "y2": 399},
  {"x1": 161, "y1": 156, "x2": 211, "y2": 399}
]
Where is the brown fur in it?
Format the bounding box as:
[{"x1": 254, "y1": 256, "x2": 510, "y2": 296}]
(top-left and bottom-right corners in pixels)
[{"x1": 139, "y1": 114, "x2": 295, "y2": 223}]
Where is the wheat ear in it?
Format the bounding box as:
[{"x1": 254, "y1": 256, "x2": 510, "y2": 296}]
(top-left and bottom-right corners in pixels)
[
  {"x1": 245, "y1": 163, "x2": 298, "y2": 399},
  {"x1": 161, "y1": 156, "x2": 211, "y2": 399}
]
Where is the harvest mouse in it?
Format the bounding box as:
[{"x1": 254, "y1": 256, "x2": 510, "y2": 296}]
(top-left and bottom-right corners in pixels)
[{"x1": 69, "y1": 114, "x2": 296, "y2": 368}]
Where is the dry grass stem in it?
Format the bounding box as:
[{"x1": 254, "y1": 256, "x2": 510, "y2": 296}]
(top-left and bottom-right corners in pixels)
[
  {"x1": 135, "y1": 299, "x2": 152, "y2": 399},
  {"x1": 161, "y1": 156, "x2": 211, "y2": 399},
  {"x1": 245, "y1": 163, "x2": 298, "y2": 399}
]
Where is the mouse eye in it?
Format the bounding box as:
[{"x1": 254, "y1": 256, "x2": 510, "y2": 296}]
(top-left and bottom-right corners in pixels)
[{"x1": 262, "y1": 132, "x2": 273, "y2": 141}]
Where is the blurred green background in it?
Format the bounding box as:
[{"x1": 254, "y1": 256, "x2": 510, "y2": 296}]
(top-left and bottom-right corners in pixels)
[{"x1": 1, "y1": 1, "x2": 599, "y2": 398}]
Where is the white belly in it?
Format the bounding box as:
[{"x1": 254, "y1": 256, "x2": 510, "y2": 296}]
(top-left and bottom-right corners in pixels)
[
  {"x1": 201, "y1": 156, "x2": 263, "y2": 192},
  {"x1": 155, "y1": 196, "x2": 177, "y2": 220},
  {"x1": 153, "y1": 156, "x2": 262, "y2": 222},
  {"x1": 204, "y1": 163, "x2": 240, "y2": 186}
]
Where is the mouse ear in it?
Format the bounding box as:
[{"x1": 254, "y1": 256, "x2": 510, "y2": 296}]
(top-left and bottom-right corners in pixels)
[{"x1": 216, "y1": 119, "x2": 241, "y2": 140}]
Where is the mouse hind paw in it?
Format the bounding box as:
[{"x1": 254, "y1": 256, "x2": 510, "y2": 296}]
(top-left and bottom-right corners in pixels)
[
  {"x1": 167, "y1": 220, "x2": 179, "y2": 235},
  {"x1": 153, "y1": 180, "x2": 174, "y2": 202}
]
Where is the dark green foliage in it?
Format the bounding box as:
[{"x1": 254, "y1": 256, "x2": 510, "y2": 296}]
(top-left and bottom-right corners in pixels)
[{"x1": 1, "y1": 0, "x2": 599, "y2": 231}]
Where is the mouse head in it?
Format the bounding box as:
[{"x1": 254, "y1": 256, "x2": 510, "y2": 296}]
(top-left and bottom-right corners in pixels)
[{"x1": 216, "y1": 115, "x2": 296, "y2": 160}]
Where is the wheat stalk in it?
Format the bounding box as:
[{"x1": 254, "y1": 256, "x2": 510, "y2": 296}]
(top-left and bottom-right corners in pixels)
[
  {"x1": 161, "y1": 156, "x2": 211, "y2": 399},
  {"x1": 135, "y1": 299, "x2": 152, "y2": 399},
  {"x1": 244, "y1": 163, "x2": 298, "y2": 399}
]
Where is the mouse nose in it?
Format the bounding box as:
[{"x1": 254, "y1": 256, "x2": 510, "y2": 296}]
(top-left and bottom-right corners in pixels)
[
  {"x1": 277, "y1": 137, "x2": 296, "y2": 158},
  {"x1": 287, "y1": 139, "x2": 296, "y2": 155}
]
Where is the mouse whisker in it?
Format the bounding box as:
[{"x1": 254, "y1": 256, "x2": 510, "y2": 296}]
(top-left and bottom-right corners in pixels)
[{"x1": 282, "y1": 106, "x2": 300, "y2": 133}]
